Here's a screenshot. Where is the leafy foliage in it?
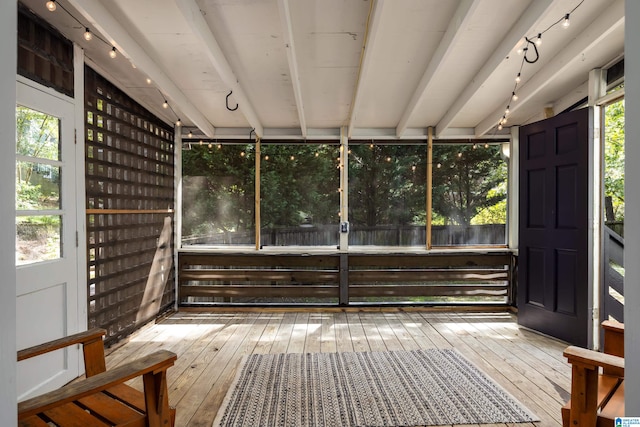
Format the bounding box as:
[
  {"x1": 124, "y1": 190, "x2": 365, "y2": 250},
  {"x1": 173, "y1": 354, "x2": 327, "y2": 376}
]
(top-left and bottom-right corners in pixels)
[
  {"x1": 604, "y1": 99, "x2": 625, "y2": 222},
  {"x1": 261, "y1": 144, "x2": 339, "y2": 227},
  {"x1": 348, "y1": 144, "x2": 426, "y2": 226},
  {"x1": 432, "y1": 144, "x2": 507, "y2": 226}
]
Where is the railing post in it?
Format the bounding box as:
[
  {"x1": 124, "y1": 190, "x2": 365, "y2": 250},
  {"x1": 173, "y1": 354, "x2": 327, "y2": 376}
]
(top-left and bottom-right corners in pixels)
[{"x1": 339, "y1": 253, "x2": 349, "y2": 306}]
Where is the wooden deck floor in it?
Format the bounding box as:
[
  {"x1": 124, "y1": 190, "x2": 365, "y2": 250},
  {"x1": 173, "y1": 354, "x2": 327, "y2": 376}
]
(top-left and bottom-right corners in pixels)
[{"x1": 105, "y1": 309, "x2": 572, "y2": 427}]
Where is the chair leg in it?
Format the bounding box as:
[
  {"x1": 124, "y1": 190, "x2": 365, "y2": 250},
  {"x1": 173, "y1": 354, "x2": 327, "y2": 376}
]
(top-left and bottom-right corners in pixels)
[
  {"x1": 568, "y1": 363, "x2": 599, "y2": 427},
  {"x1": 142, "y1": 370, "x2": 173, "y2": 427}
]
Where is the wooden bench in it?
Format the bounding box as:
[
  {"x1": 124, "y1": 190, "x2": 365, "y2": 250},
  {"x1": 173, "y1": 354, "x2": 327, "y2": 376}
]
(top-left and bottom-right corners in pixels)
[
  {"x1": 18, "y1": 328, "x2": 177, "y2": 427},
  {"x1": 562, "y1": 320, "x2": 624, "y2": 427}
]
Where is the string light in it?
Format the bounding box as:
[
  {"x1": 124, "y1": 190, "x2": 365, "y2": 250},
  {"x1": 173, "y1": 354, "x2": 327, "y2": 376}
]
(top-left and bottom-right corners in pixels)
[
  {"x1": 162, "y1": 100, "x2": 169, "y2": 109},
  {"x1": 46, "y1": 0, "x2": 57, "y2": 12},
  {"x1": 146, "y1": 78, "x2": 152, "y2": 85},
  {"x1": 495, "y1": 0, "x2": 584, "y2": 133},
  {"x1": 109, "y1": 47, "x2": 117, "y2": 59},
  {"x1": 187, "y1": 130, "x2": 193, "y2": 138},
  {"x1": 83, "y1": 28, "x2": 93, "y2": 41},
  {"x1": 175, "y1": 119, "x2": 182, "y2": 126}
]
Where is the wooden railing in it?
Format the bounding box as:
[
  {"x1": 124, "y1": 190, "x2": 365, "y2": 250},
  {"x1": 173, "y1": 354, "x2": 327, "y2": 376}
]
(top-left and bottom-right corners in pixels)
[
  {"x1": 178, "y1": 251, "x2": 515, "y2": 306},
  {"x1": 602, "y1": 226, "x2": 624, "y2": 323}
]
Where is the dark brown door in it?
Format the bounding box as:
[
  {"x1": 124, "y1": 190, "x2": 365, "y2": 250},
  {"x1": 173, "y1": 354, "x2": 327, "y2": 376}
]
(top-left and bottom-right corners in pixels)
[{"x1": 518, "y1": 108, "x2": 591, "y2": 346}]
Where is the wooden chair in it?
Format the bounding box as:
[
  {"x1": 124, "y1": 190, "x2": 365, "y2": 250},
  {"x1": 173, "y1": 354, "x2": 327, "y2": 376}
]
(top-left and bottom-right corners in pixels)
[
  {"x1": 17, "y1": 328, "x2": 177, "y2": 427},
  {"x1": 562, "y1": 320, "x2": 625, "y2": 427}
]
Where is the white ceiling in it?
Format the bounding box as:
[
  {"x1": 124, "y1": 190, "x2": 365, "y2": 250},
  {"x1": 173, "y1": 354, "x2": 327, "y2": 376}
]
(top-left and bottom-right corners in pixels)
[{"x1": 21, "y1": 0, "x2": 624, "y2": 140}]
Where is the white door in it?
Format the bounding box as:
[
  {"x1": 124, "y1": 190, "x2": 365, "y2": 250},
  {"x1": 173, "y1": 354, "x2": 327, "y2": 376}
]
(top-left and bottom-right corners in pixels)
[{"x1": 16, "y1": 80, "x2": 81, "y2": 400}]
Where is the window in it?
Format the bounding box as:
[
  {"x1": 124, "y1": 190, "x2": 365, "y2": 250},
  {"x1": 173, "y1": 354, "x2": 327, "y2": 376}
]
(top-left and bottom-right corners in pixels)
[
  {"x1": 181, "y1": 140, "x2": 508, "y2": 249},
  {"x1": 348, "y1": 144, "x2": 426, "y2": 246},
  {"x1": 431, "y1": 143, "x2": 507, "y2": 246},
  {"x1": 16, "y1": 105, "x2": 62, "y2": 265},
  {"x1": 182, "y1": 143, "x2": 255, "y2": 246},
  {"x1": 261, "y1": 144, "x2": 340, "y2": 247}
]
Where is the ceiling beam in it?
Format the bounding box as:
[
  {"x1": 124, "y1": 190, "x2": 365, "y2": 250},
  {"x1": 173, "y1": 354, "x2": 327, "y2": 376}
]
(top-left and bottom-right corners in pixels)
[
  {"x1": 67, "y1": 0, "x2": 216, "y2": 137},
  {"x1": 475, "y1": 0, "x2": 624, "y2": 136},
  {"x1": 173, "y1": 0, "x2": 264, "y2": 138},
  {"x1": 396, "y1": 0, "x2": 479, "y2": 138},
  {"x1": 347, "y1": 0, "x2": 386, "y2": 138},
  {"x1": 434, "y1": 0, "x2": 554, "y2": 137},
  {"x1": 277, "y1": 0, "x2": 307, "y2": 138}
]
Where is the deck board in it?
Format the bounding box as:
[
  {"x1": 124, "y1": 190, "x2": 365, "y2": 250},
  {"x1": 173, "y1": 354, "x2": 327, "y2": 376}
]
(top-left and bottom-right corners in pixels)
[{"x1": 105, "y1": 309, "x2": 570, "y2": 426}]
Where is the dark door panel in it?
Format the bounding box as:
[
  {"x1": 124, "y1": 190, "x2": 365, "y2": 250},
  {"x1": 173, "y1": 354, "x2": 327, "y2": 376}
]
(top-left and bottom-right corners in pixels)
[{"x1": 518, "y1": 108, "x2": 591, "y2": 346}]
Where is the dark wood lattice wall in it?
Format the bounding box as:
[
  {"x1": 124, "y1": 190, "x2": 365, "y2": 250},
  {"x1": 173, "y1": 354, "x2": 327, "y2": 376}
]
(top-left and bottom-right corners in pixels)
[
  {"x1": 85, "y1": 66, "x2": 175, "y2": 346},
  {"x1": 17, "y1": 3, "x2": 73, "y2": 97}
]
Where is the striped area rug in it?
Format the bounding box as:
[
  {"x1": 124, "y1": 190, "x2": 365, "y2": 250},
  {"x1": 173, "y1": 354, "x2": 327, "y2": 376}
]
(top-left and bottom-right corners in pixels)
[{"x1": 213, "y1": 348, "x2": 538, "y2": 426}]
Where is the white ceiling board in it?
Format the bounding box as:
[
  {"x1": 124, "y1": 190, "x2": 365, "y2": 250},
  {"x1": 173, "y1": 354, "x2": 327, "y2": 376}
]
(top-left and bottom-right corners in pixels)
[
  {"x1": 352, "y1": 0, "x2": 460, "y2": 129},
  {"x1": 22, "y1": 0, "x2": 624, "y2": 139},
  {"x1": 405, "y1": 0, "x2": 535, "y2": 129},
  {"x1": 456, "y1": 0, "x2": 623, "y2": 130},
  {"x1": 433, "y1": 0, "x2": 554, "y2": 136}
]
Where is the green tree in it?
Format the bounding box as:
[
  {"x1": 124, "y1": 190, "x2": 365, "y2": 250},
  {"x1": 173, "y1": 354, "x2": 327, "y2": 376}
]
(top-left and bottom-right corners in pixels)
[
  {"x1": 348, "y1": 144, "x2": 426, "y2": 226},
  {"x1": 604, "y1": 99, "x2": 625, "y2": 222},
  {"x1": 432, "y1": 144, "x2": 506, "y2": 226},
  {"x1": 261, "y1": 144, "x2": 339, "y2": 227},
  {"x1": 182, "y1": 144, "x2": 255, "y2": 237}
]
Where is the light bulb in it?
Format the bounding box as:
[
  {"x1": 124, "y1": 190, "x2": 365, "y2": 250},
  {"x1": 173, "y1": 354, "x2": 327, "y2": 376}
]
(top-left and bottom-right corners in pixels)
[
  {"x1": 436, "y1": 163, "x2": 442, "y2": 168},
  {"x1": 109, "y1": 47, "x2": 117, "y2": 59},
  {"x1": 457, "y1": 152, "x2": 462, "y2": 158},
  {"x1": 146, "y1": 78, "x2": 152, "y2": 85},
  {"x1": 515, "y1": 73, "x2": 521, "y2": 83},
  {"x1": 46, "y1": 1, "x2": 56, "y2": 12},
  {"x1": 505, "y1": 107, "x2": 510, "y2": 115},
  {"x1": 84, "y1": 28, "x2": 93, "y2": 41},
  {"x1": 562, "y1": 14, "x2": 570, "y2": 28},
  {"x1": 162, "y1": 101, "x2": 168, "y2": 109},
  {"x1": 498, "y1": 124, "x2": 503, "y2": 131},
  {"x1": 502, "y1": 117, "x2": 508, "y2": 125},
  {"x1": 188, "y1": 131, "x2": 193, "y2": 138},
  {"x1": 175, "y1": 119, "x2": 182, "y2": 126},
  {"x1": 485, "y1": 143, "x2": 489, "y2": 148},
  {"x1": 264, "y1": 155, "x2": 269, "y2": 160},
  {"x1": 512, "y1": 92, "x2": 518, "y2": 101},
  {"x1": 290, "y1": 155, "x2": 295, "y2": 161},
  {"x1": 535, "y1": 33, "x2": 542, "y2": 46},
  {"x1": 208, "y1": 143, "x2": 212, "y2": 149}
]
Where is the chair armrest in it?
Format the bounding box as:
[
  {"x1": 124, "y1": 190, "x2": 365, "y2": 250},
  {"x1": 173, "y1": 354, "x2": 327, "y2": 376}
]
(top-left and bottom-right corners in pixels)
[
  {"x1": 18, "y1": 349, "x2": 177, "y2": 419},
  {"x1": 564, "y1": 346, "x2": 625, "y2": 374},
  {"x1": 602, "y1": 320, "x2": 624, "y2": 334},
  {"x1": 17, "y1": 328, "x2": 107, "y2": 361}
]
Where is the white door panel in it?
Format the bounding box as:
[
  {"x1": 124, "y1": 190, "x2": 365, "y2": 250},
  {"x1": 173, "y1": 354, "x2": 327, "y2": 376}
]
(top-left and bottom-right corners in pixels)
[{"x1": 16, "y1": 80, "x2": 81, "y2": 400}]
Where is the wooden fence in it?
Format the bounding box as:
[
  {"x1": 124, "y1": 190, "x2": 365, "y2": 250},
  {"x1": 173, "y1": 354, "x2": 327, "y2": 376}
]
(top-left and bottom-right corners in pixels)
[{"x1": 183, "y1": 224, "x2": 506, "y2": 247}]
